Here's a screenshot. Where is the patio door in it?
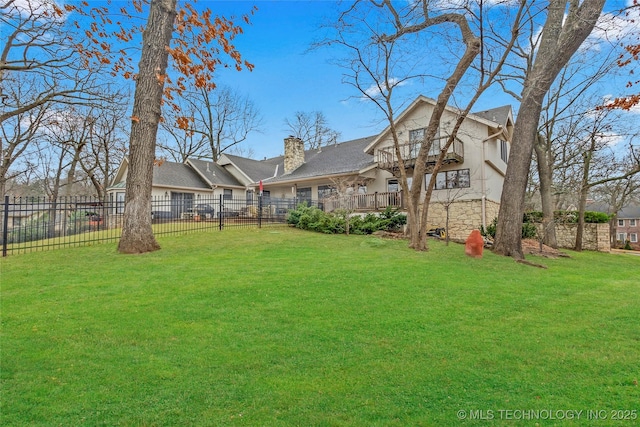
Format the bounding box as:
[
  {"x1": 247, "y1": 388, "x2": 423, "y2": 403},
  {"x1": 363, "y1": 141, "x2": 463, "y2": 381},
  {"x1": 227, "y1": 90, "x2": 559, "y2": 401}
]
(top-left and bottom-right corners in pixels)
[{"x1": 171, "y1": 192, "x2": 194, "y2": 218}]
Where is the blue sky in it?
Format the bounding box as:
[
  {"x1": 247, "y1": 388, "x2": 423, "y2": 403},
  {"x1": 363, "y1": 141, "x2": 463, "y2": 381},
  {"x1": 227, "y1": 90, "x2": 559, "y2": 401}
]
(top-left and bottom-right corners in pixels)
[
  {"x1": 210, "y1": 0, "x2": 388, "y2": 159},
  {"x1": 203, "y1": 0, "x2": 639, "y2": 160}
]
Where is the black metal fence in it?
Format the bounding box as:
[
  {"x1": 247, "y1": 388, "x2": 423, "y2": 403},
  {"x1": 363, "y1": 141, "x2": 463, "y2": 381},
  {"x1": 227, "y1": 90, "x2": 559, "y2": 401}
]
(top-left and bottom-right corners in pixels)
[{"x1": 1, "y1": 194, "x2": 306, "y2": 257}]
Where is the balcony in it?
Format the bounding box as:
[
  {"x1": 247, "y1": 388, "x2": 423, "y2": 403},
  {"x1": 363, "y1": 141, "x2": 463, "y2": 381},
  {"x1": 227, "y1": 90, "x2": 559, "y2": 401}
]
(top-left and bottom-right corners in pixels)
[{"x1": 376, "y1": 139, "x2": 463, "y2": 173}]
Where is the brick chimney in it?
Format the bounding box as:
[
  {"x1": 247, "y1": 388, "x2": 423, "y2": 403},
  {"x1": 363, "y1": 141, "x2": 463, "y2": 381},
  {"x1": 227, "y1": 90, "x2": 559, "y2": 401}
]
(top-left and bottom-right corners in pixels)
[{"x1": 284, "y1": 136, "x2": 305, "y2": 174}]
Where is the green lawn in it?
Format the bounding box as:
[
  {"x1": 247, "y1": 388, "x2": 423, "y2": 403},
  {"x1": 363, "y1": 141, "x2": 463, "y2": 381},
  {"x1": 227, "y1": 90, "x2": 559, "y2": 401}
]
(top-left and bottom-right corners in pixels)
[{"x1": 1, "y1": 228, "x2": 639, "y2": 426}]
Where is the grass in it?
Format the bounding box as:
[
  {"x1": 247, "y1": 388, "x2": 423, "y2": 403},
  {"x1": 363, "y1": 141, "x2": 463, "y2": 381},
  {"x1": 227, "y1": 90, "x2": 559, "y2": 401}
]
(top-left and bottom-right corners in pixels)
[{"x1": 1, "y1": 228, "x2": 639, "y2": 426}]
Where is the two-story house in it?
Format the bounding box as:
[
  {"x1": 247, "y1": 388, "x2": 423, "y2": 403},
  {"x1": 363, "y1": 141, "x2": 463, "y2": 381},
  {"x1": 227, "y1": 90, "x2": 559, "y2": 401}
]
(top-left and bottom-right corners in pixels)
[{"x1": 108, "y1": 95, "x2": 513, "y2": 239}]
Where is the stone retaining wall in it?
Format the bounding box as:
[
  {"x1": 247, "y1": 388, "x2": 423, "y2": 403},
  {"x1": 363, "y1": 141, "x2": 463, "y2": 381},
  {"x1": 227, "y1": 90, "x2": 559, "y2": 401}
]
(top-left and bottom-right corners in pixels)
[
  {"x1": 426, "y1": 201, "x2": 610, "y2": 252},
  {"x1": 536, "y1": 223, "x2": 610, "y2": 252}
]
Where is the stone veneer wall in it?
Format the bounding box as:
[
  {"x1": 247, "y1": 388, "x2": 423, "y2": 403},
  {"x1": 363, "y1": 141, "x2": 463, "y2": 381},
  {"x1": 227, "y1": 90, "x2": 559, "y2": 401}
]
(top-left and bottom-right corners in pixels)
[
  {"x1": 284, "y1": 137, "x2": 305, "y2": 174},
  {"x1": 426, "y1": 199, "x2": 500, "y2": 241},
  {"x1": 426, "y1": 201, "x2": 610, "y2": 252},
  {"x1": 536, "y1": 223, "x2": 610, "y2": 252}
]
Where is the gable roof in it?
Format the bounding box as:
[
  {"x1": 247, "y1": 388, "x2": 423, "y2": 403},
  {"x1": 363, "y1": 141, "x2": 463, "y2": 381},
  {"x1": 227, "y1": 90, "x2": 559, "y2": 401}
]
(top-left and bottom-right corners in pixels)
[
  {"x1": 472, "y1": 105, "x2": 513, "y2": 128},
  {"x1": 187, "y1": 158, "x2": 245, "y2": 188},
  {"x1": 262, "y1": 136, "x2": 377, "y2": 184},
  {"x1": 220, "y1": 154, "x2": 281, "y2": 183},
  {"x1": 364, "y1": 95, "x2": 513, "y2": 153},
  {"x1": 151, "y1": 161, "x2": 211, "y2": 190}
]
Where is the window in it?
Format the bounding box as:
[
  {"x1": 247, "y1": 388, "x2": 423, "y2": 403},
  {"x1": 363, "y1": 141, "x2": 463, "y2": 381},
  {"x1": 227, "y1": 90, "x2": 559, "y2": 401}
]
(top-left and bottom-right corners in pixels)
[
  {"x1": 410, "y1": 127, "x2": 440, "y2": 157},
  {"x1": 296, "y1": 187, "x2": 312, "y2": 204},
  {"x1": 618, "y1": 233, "x2": 626, "y2": 242},
  {"x1": 618, "y1": 219, "x2": 624, "y2": 227},
  {"x1": 246, "y1": 190, "x2": 254, "y2": 205},
  {"x1": 388, "y1": 179, "x2": 399, "y2": 193},
  {"x1": 358, "y1": 185, "x2": 367, "y2": 194},
  {"x1": 630, "y1": 219, "x2": 637, "y2": 227},
  {"x1": 425, "y1": 169, "x2": 471, "y2": 190},
  {"x1": 500, "y1": 140, "x2": 508, "y2": 163},
  {"x1": 223, "y1": 189, "x2": 232, "y2": 200},
  {"x1": 116, "y1": 192, "x2": 125, "y2": 214},
  {"x1": 409, "y1": 129, "x2": 424, "y2": 159},
  {"x1": 318, "y1": 185, "x2": 336, "y2": 200},
  {"x1": 631, "y1": 233, "x2": 638, "y2": 243}
]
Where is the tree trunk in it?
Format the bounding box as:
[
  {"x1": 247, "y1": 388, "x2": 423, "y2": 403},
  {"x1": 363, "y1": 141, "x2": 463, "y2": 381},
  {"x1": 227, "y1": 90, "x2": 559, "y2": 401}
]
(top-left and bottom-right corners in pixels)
[
  {"x1": 534, "y1": 134, "x2": 557, "y2": 248},
  {"x1": 493, "y1": 0, "x2": 605, "y2": 259},
  {"x1": 575, "y1": 143, "x2": 594, "y2": 251},
  {"x1": 118, "y1": 0, "x2": 177, "y2": 254}
]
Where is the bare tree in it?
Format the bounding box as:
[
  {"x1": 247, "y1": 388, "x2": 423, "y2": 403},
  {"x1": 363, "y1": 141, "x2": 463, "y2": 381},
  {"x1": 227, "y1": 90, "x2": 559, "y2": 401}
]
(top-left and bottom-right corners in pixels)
[
  {"x1": 432, "y1": 186, "x2": 473, "y2": 246},
  {"x1": 158, "y1": 98, "x2": 208, "y2": 162},
  {"x1": 493, "y1": 0, "x2": 606, "y2": 259},
  {"x1": 160, "y1": 86, "x2": 262, "y2": 162},
  {"x1": 328, "y1": 0, "x2": 525, "y2": 251},
  {"x1": 0, "y1": 0, "x2": 109, "y2": 125},
  {"x1": 284, "y1": 111, "x2": 341, "y2": 150},
  {"x1": 0, "y1": 75, "x2": 50, "y2": 197}
]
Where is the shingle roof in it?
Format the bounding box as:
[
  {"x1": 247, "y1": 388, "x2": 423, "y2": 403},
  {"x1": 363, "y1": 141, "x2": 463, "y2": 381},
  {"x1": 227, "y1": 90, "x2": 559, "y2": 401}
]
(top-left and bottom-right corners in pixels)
[
  {"x1": 586, "y1": 203, "x2": 640, "y2": 219},
  {"x1": 188, "y1": 159, "x2": 244, "y2": 187},
  {"x1": 262, "y1": 136, "x2": 377, "y2": 184},
  {"x1": 223, "y1": 154, "x2": 281, "y2": 182},
  {"x1": 618, "y1": 205, "x2": 640, "y2": 219},
  {"x1": 152, "y1": 161, "x2": 211, "y2": 190},
  {"x1": 472, "y1": 105, "x2": 512, "y2": 127}
]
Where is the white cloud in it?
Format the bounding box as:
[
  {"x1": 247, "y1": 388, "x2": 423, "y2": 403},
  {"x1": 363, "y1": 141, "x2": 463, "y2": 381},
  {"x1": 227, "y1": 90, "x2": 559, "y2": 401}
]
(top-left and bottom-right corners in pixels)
[
  {"x1": 589, "y1": 5, "x2": 640, "y2": 46},
  {"x1": 11, "y1": 0, "x2": 66, "y2": 22},
  {"x1": 363, "y1": 78, "x2": 410, "y2": 99}
]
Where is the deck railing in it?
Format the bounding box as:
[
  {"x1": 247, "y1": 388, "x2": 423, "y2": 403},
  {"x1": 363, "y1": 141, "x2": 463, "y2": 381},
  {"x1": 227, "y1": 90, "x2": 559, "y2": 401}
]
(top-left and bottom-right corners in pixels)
[
  {"x1": 322, "y1": 191, "x2": 403, "y2": 212},
  {"x1": 376, "y1": 139, "x2": 463, "y2": 171}
]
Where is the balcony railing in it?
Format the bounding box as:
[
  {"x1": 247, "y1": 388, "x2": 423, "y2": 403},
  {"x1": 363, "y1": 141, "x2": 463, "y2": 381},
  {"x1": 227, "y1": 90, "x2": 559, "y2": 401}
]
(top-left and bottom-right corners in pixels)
[
  {"x1": 376, "y1": 139, "x2": 463, "y2": 172},
  {"x1": 322, "y1": 191, "x2": 403, "y2": 212}
]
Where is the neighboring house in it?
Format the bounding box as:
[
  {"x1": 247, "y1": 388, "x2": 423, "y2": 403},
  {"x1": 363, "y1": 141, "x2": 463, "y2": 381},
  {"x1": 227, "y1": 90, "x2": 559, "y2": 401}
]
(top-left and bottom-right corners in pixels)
[
  {"x1": 108, "y1": 95, "x2": 513, "y2": 238},
  {"x1": 614, "y1": 205, "x2": 640, "y2": 249}
]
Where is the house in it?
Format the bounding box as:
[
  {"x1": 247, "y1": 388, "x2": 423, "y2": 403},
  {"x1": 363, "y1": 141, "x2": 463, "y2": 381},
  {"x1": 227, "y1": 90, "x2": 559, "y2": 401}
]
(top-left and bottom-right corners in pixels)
[
  {"x1": 614, "y1": 205, "x2": 640, "y2": 249},
  {"x1": 108, "y1": 95, "x2": 513, "y2": 238}
]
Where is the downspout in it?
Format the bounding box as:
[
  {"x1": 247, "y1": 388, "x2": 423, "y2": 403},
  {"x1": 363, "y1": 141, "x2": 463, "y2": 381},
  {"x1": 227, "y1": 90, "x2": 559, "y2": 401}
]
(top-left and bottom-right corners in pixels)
[{"x1": 481, "y1": 127, "x2": 504, "y2": 230}]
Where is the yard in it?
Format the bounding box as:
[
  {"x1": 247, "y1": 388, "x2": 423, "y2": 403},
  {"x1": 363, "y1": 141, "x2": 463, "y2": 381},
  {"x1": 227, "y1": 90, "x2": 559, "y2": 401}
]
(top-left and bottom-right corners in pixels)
[{"x1": 1, "y1": 228, "x2": 639, "y2": 426}]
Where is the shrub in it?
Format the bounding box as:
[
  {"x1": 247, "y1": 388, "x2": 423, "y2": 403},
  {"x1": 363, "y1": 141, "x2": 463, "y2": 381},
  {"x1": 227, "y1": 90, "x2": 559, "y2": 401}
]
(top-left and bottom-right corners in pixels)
[
  {"x1": 583, "y1": 211, "x2": 610, "y2": 224},
  {"x1": 8, "y1": 215, "x2": 52, "y2": 244},
  {"x1": 523, "y1": 210, "x2": 609, "y2": 224},
  {"x1": 521, "y1": 222, "x2": 538, "y2": 239},
  {"x1": 480, "y1": 217, "x2": 498, "y2": 239},
  {"x1": 286, "y1": 204, "x2": 406, "y2": 235},
  {"x1": 481, "y1": 217, "x2": 537, "y2": 239}
]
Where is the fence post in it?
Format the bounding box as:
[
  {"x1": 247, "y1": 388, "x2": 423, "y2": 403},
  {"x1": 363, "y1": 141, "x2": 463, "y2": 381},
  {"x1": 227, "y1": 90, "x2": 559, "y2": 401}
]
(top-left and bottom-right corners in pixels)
[
  {"x1": 374, "y1": 192, "x2": 378, "y2": 211},
  {"x1": 2, "y1": 196, "x2": 9, "y2": 257},
  {"x1": 219, "y1": 193, "x2": 223, "y2": 230},
  {"x1": 258, "y1": 194, "x2": 262, "y2": 228}
]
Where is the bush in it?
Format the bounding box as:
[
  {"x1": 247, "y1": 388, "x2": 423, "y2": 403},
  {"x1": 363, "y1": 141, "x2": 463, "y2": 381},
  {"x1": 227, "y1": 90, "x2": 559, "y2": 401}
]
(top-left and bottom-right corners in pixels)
[
  {"x1": 583, "y1": 211, "x2": 610, "y2": 224},
  {"x1": 286, "y1": 204, "x2": 406, "y2": 235},
  {"x1": 624, "y1": 240, "x2": 632, "y2": 250},
  {"x1": 523, "y1": 210, "x2": 609, "y2": 224},
  {"x1": 480, "y1": 217, "x2": 498, "y2": 239},
  {"x1": 481, "y1": 217, "x2": 537, "y2": 239}
]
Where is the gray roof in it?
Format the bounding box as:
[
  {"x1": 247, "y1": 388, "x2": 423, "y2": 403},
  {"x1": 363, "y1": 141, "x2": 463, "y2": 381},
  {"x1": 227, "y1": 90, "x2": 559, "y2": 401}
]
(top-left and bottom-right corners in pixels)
[
  {"x1": 188, "y1": 159, "x2": 244, "y2": 187},
  {"x1": 586, "y1": 203, "x2": 640, "y2": 219},
  {"x1": 618, "y1": 205, "x2": 640, "y2": 219},
  {"x1": 152, "y1": 161, "x2": 211, "y2": 190},
  {"x1": 472, "y1": 105, "x2": 512, "y2": 127},
  {"x1": 223, "y1": 154, "x2": 281, "y2": 182},
  {"x1": 263, "y1": 136, "x2": 377, "y2": 184}
]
